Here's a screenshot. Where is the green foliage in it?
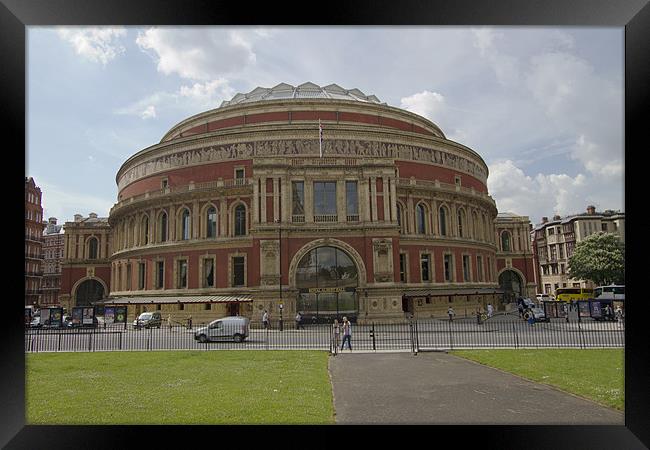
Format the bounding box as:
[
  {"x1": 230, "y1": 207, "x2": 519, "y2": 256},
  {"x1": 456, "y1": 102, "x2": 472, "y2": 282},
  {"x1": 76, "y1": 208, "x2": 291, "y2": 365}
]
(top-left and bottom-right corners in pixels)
[{"x1": 567, "y1": 232, "x2": 625, "y2": 286}]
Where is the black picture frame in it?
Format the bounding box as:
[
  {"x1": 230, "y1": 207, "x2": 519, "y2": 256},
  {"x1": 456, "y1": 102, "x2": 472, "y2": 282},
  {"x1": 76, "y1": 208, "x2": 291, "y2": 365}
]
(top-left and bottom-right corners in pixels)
[{"x1": 3, "y1": 1, "x2": 648, "y2": 448}]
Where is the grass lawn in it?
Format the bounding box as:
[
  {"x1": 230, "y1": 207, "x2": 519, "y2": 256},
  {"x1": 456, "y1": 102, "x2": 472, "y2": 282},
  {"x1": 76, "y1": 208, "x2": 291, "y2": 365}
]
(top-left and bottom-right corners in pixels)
[
  {"x1": 26, "y1": 350, "x2": 334, "y2": 425},
  {"x1": 451, "y1": 349, "x2": 624, "y2": 410}
]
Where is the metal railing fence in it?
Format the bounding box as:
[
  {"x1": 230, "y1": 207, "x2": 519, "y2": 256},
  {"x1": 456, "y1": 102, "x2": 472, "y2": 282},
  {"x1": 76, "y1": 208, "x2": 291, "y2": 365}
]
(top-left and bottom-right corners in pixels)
[{"x1": 24, "y1": 315, "x2": 624, "y2": 354}]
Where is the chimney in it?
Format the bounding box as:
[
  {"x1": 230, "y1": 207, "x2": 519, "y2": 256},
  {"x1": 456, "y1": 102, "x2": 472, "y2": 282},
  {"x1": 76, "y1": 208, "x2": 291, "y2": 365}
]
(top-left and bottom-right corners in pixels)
[
  {"x1": 89, "y1": 212, "x2": 98, "y2": 219},
  {"x1": 541, "y1": 217, "x2": 548, "y2": 224},
  {"x1": 74, "y1": 214, "x2": 83, "y2": 222},
  {"x1": 553, "y1": 215, "x2": 561, "y2": 221},
  {"x1": 587, "y1": 205, "x2": 596, "y2": 215},
  {"x1": 48, "y1": 217, "x2": 57, "y2": 225}
]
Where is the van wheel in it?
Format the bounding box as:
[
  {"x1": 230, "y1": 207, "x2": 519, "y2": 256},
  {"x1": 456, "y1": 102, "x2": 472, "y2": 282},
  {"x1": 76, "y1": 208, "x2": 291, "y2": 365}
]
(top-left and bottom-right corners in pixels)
[
  {"x1": 234, "y1": 334, "x2": 243, "y2": 343},
  {"x1": 198, "y1": 334, "x2": 208, "y2": 343}
]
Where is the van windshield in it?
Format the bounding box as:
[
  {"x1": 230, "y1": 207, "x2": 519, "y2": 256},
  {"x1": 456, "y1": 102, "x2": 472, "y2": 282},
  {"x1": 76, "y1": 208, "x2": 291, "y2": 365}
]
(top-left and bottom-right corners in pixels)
[{"x1": 139, "y1": 313, "x2": 152, "y2": 320}]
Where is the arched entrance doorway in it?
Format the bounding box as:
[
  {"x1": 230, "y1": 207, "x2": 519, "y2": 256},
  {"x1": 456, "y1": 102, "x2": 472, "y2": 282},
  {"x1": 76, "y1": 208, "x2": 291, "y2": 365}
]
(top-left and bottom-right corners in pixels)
[
  {"x1": 498, "y1": 269, "x2": 523, "y2": 303},
  {"x1": 75, "y1": 279, "x2": 105, "y2": 307},
  {"x1": 295, "y1": 246, "x2": 359, "y2": 323}
]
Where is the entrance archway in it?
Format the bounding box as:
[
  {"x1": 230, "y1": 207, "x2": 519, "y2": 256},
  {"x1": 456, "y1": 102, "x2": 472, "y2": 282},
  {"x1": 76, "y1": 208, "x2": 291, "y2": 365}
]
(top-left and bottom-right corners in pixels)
[
  {"x1": 498, "y1": 269, "x2": 523, "y2": 303},
  {"x1": 74, "y1": 279, "x2": 105, "y2": 307},
  {"x1": 294, "y1": 246, "x2": 359, "y2": 323}
]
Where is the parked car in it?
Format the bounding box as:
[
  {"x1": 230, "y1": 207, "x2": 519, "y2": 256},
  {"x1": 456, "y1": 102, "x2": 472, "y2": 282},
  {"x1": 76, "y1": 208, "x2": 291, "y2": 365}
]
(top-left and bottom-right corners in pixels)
[
  {"x1": 133, "y1": 312, "x2": 162, "y2": 329},
  {"x1": 29, "y1": 316, "x2": 42, "y2": 328},
  {"x1": 194, "y1": 316, "x2": 250, "y2": 343},
  {"x1": 523, "y1": 307, "x2": 549, "y2": 323}
]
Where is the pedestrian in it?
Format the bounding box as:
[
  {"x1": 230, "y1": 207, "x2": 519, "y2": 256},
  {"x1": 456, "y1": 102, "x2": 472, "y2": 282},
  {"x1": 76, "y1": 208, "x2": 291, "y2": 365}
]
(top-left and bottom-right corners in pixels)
[
  {"x1": 563, "y1": 303, "x2": 569, "y2": 323},
  {"x1": 447, "y1": 306, "x2": 455, "y2": 322},
  {"x1": 187, "y1": 315, "x2": 192, "y2": 330},
  {"x1": 262, "y1": 310, "x2": 270, "y2": 329},
  {"x1": 487, "y1": 303, "x2": 494, "y2": 318},
  {"x1": 476, "y1": 309, "x2": 482, "y2": 325},
  {"x1": 295, "y1": 311, "x2": 304, "y2": 330},
  {"x1": 341, "y1": 317, "x2": 352, "y2": 351},
  {"x1": 518, "y1": 301, "x2": 524, "y2": 318},
  {"x1": 332, "y1": 318, "x2": 341, "y2": 353}
]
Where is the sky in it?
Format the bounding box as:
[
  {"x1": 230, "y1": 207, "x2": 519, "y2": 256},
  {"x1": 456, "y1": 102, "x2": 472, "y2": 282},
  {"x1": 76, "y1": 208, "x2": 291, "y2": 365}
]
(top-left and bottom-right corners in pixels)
[{"x1": 26, "y1": 26, "x2": 624, "y2": 226}]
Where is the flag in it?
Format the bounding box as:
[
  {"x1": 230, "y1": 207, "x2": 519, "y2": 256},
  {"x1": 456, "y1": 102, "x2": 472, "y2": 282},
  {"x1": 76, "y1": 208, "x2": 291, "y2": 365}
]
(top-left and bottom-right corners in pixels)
[{"x1": 319, "y1": 119, "x2": 324, "y2": 158}]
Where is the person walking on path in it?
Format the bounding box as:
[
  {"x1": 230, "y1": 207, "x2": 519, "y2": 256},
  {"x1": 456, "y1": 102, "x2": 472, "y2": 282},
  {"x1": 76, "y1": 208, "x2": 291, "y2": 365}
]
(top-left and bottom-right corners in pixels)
[
  {"x1": 448, "y1": 307, "x2": 455, "y2": 322},
  {"x1": 187, "y1": 315, "x2": 192, "y2": 330},
  {"x1": 487, "y1": 303, "x2": 494, "y2": 318},
  {"x1": 341, "y1": 317, "x2": 352, "y2": 351},
  {"x1": 263, "y1": 310, "x2": 270, "y2": 329},
  {"x1": 295, "y1": 312, "x2": 304, "y2": 330},
  {"x1": 332, "y1": 318, "x2": 341, "y2": 355}
]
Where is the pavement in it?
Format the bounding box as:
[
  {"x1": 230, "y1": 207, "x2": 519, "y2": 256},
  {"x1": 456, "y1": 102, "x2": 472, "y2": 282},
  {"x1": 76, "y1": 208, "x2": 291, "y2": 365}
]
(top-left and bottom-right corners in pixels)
[{"x1": 328, "y1": 351, "x2": 624, "y2": 425}]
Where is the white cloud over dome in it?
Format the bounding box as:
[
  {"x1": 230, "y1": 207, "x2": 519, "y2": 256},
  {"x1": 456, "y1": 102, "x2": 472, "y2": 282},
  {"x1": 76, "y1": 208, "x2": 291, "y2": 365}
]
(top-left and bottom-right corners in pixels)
[{"x1": 57, "y1": 27, "x2": 127, "y2": 65}]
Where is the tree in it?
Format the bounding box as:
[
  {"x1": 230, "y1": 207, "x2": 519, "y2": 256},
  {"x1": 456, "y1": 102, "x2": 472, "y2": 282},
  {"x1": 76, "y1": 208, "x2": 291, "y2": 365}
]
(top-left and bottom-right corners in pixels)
[{"x1": 567, "y1": 232, "x2": 625, "y2": 286}]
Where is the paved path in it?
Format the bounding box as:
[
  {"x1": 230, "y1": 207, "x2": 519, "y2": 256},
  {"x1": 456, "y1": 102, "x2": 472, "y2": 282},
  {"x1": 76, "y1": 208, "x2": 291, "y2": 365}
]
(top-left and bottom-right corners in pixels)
[{"x1": 329, "y1": 351, "x2": 624, "y2": 425}]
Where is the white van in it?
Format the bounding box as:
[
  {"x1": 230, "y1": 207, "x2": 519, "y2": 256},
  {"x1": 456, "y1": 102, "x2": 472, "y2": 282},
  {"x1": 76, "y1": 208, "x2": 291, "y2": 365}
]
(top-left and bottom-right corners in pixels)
[
  {"x1": 194, "y1": 316, "x2": 250, "y2": 343},
  {"x1": 536, "y1": 293, "x2": 551, "y2": 302}
]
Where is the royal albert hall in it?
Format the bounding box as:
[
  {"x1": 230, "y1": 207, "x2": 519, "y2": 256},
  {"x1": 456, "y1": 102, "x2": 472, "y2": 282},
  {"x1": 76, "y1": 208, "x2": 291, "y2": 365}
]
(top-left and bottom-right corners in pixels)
[{"x1": 61, "y1": 82, "x2": 536, "y2": 324}]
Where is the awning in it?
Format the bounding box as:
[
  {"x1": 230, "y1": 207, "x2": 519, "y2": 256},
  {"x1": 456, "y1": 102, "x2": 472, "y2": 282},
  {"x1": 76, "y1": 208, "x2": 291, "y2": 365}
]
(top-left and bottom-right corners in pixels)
[
  {"x1": 100, "y1": 295, "x2": 253, "y2": 305},
  {"x1": 403, "y1": 288, "x2": 505, "y2": 298}
]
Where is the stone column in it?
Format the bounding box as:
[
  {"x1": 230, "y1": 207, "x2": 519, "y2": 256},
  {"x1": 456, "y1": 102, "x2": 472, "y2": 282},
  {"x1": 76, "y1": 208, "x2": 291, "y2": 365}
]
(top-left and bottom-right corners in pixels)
[
  {"x1": 260, "y1": 177, "x2": 267, "y2": 224},
  {"x1": 370, "y1": 177, "x2": 378, "y2": 222},
  {"x1": 337, "y1": 179, "x2": 346, "y2": 223},
  {"x1": 281, "y1": 176, "x2": 290, "y2": 223},
  {"x1": 359, "y1": 178, "x2": 370, "y2": 222},
  {"x1": 169, "y1": 205, "x2": 176, "y2": 241},
  {"x1": 407, "y1": 194, "x2": 415, "y2": 235},
  {"x1": 305, "y1": 179, "x2": 314, "y2": 223},
  {"x1": 389, "y1": 176, "x2": 398, "y2": 224},
  {"x1": 252, "y1": 177, "x2": 260, "y2": 225},
  {"x1": 272, "y1": 177, "x2": 279, "y2": 223},
  {"x1": 220, "y1": 198, "x2": 227, "y2": 236},
  {"x1": 193, "y1": 200, "x2": 200, "y2": 239}
]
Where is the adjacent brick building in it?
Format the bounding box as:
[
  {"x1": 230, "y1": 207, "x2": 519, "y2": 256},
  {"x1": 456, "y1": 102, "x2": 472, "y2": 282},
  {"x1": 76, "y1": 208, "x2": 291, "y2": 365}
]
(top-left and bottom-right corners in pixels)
[{"x1": 25, "y1": 177, "x2": 45, "y2": 306}]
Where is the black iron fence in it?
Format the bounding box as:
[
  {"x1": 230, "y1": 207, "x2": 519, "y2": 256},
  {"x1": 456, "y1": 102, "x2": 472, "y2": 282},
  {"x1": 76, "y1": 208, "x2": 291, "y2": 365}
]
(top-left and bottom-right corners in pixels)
[{"x1": 24, "y1": 314, "x2": 624, "y2": 354}]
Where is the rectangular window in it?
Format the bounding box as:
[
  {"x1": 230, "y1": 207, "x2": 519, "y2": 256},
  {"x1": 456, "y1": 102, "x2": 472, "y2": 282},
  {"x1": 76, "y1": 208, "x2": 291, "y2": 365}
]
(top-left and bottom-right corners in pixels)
[
  {"x1": 601, "y1": 223, "x2": 608, "y2": 231},
  {"x1": 399, "y1": 253, "x2": 407, "y2": 283},
  {"x1": 178, "y1": 260, "x2": 188, "y2": 288},
  {"x1": 559, "y1": 244, "x2": 564, "y2": 259},
  {"x1": 548, "y1": 228, "x2": 554, "y2": 235},
  {"x1": 155, "y1": 261, "x2": 164, "y2": 289},
  {"x1": 544, "y1": 284, "x2": 552, "y2": 294},
  {"x1": 138, "y1": 263, "x2": 146, "y2": 290},
  {"x1": 292, "y1": 181, "x2": 305, "y2": 216},
  {"x1": 444, "y1": 254, "x2": 452, "y2": 282},
  {"x1": 345, "y1": 181, "x2": 358, "y2": 219},
  {"x1": 462, "y1": 255, "x2": 470, "y2": 282},
  {"x1": 420, "y1": 254, "x2": 431, "y2": 282},
  {"x1": 203, "y1": 258, "x2": 214, "y2": 288},
  {"x1": 233, "y1": 256, "x2": 245, "y2": 287},
  {"x1": 235, "y1": 168, "x2": 245, "y2": 185},
  {"x1": 560, "y1": 264, "x2": 565, "y2": 274},
  {"x1": 313, "y1": 181, "x2": 337, "y2": 215}
]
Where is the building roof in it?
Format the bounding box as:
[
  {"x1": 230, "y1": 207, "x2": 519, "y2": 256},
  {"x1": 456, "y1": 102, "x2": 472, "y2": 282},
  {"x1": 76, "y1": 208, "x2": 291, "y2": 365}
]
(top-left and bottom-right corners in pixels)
[{"x1": 219, "y1": 82, "x2": 385, "y2": 108}]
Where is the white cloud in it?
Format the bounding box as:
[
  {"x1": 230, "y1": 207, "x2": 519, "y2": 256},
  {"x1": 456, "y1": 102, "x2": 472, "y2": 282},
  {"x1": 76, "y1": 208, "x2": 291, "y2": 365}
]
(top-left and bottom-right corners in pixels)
[
  {"x1": 399, "y1": 90, "x2": 446, "y2": 122},
  {"x1": 35, "y1": 178, "x2": 114, "y2": 221},
  {"x1": 135, "y1": 28, "x2": 267, "y2": 81},
  {"x1": 140, "y1": 105, "x2": 157, "y2": 120},
  {"x1": 57, "y1": 27, "x2": 127, "y2": 65}
]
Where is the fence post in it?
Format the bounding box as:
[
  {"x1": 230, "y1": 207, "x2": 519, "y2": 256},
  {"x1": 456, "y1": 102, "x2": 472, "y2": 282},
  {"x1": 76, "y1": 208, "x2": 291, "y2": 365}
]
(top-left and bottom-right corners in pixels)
[
  {"x1": 512, "y1": 321, "x2": 519, "y2": 349},
  {"x1": 578, "y1": 318, "x2": 585, "y2": 349},
  {"x1": 448, "y1": 319, "x2": 454, "y2": 350},
  {"x1": 58, "y1": 332, "x2": 62, "y2": 352},
  {"x1": 371, "y1": 322, "x2": 376, "y2": 351}
]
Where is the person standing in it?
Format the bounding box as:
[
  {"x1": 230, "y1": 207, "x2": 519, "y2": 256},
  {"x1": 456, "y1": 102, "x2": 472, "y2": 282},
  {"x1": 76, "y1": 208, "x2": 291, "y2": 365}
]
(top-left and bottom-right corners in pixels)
[
  {"x1": 341, "y1": 317, "x2": 352, "y2": 351},
  {"x1": 187, "y1": 315, "x2": 192, "y2": 330},
  {"x1": 263, "y1": 310, "x2": 270, "y2": 329},
  {"x1": 447, "y1": 306, "x2": 455, "y2": 322},
  {"x1": 332, "y1": 319, "x2": 341, "y2": 354},
  {"x1": 487, "y1": 303, "x2": 494, "y2": 318},
  {"x1": 295, "y1": 312, "x2": 304, "y2": 330}
]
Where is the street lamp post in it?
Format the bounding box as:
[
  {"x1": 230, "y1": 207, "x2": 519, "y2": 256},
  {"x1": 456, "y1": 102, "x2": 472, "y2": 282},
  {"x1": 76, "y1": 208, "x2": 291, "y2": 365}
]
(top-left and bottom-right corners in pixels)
[{"x1": 278, "y1": 219, "x2": 283, "y2": 331}]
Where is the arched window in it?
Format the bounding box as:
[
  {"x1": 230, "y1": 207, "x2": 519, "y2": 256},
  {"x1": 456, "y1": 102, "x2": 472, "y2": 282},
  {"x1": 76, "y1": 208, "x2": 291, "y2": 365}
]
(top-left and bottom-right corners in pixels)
[
  {"x1": 457, "y1": 209, "x2": 465, "y2": 238},
  {"x1": 159, "y1": 212, "x2": 168, "y2": 242},
  {"x1": 416, "y1": 203, "x2": 426, "y2": 234},
  {"x1": 234, "y1": 204, "x2": 246, "y2": 236},
  {"x1": 88, "y1": 237, "x2": 98, "y2": 259},
  {"x1": 142, "y1": 216, "x2": 149, "y2": 245},
  {"x1": 501, "y1": 231, "x2": 511, "y2": 252},
  {"x1": 206, "y1": 207, "x2": 217, "y2": 238},
  {"x1": 181, "y1": 208, "x2": 191, "y2": 240},
  {"x1": 439, "y1": 206, "x2": 448, "y2": 236}
]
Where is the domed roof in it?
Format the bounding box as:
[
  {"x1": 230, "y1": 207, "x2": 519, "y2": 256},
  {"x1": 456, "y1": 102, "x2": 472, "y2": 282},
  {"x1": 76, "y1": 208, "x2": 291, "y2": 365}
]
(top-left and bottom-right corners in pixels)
[{"x1": 219, "y1": 82, "x2": 386, "y2": 108}]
